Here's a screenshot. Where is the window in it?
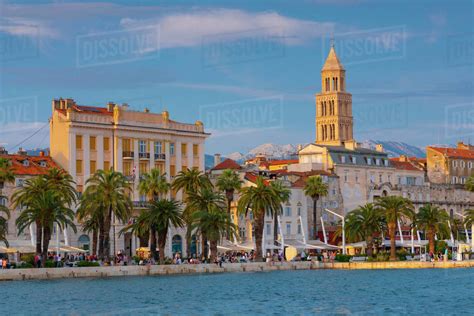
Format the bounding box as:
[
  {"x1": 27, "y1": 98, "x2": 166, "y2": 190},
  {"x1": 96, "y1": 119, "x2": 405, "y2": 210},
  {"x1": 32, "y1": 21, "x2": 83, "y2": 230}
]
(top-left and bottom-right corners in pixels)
[
  {"x1": 286, "y1": 223, "x2": 291, "y2": 235},
  {"x1": 352, "y1": 156, "x2": 357, "y2": 164},
  {"x1": 366, "y1": 157, "x2": 372, "y2": 165},
  {"x1": 344, "y1": 171, "x2": 348, "y2": 182},
  {"x1": 170, "y1": 165, "x2": 176, "y2": 176},
  {"x1": 460, "y1": 161, "x2": 465, "y2": 168},
  {"x1": 355, "y1": 174, "x2": 359, "y2": 183},
  {"x1": 452, "y1": 176, "x2": 458, "y2": 184},
  {"x1": 0, "y1": 197, "x2": 6, "y2": 206},
  {"x1": 16, "y1": 179, "x2": 24, "y2": 187},
  {"x1": 139, "y1": 140, "x2": 147, "y2": 154},
  {"x1": 181, "y1": 143, "x2": 187, "y2": 156},
  {"x1": 123, "y1": 161, "x2": 132, "y2": 176},
  {"x1": 297, "y1": 206, "x2": 301, "y2": 216},
  {"x1": 90, "y1": 160, "x2": 96, "y2": 173},
  {"x1": 379, "y1": 174, "x2": 383, "y2": 183},
  {"x1": 104, "y1": 137, "x2": 110, "y2": 151},
  {"x1": 90, "y1": 136, "x2": 96, "y2": 150},
  {"x1": 76, "y1": 135, "x2": 82, "y2": 150},
  {"x1": 76, "y1": 160, "x2": 83, "y2": 174},
  {"x1": 452, "y1": 160, "x2": 457, "y2": 168},
  {"x1": 193, "y1": 144, "x2": 199, "y2": 156},
  {"x1": 0, "y1": 181, "x2": 4, "y2": 189},
  {"x1": 297, "y1": 224, "x2": 302, "y2": 235},
  {"x1": 376, "y1": 158, "x2": 381, "y2": 166},
  {"x1": 104, "y1": 161, "x2": 110, "y2": 170},
  {"x1": 266, "y1": 223, "x2": 272, "y2": 236},
  {"x1": 285, "y1": 206, "x2": 291, "y2": 217},
  {"x1": 468, "y1": 161, "x2": 473, "y2": 169},
  {"x1": 388, "y1": 174, "x2": 392, "y2": 183},
  {"x1": 22, "y1": 160, "x2": 29, "y2": 167},
  {"x1": 122, "y1": 138, "x2": 131, "y2": 151},
  {"x1": 139, "y1": 162, "x2": 148, "y2": 174},
  {"x1": 39, "y1": 161, "x2": 47, "y2": 167},
  {"x1": 154, "y1": 141, "x2": 162, "y2": 154},
  {"x1": 340, "y1": 155, "x2": 346, "y2": 163},
  {"x1": 384, "y1": 159, "x2": 389, "y2": 166},
  {"x1": 170, "y1": 143, "x2": 175, "y2": 156}
]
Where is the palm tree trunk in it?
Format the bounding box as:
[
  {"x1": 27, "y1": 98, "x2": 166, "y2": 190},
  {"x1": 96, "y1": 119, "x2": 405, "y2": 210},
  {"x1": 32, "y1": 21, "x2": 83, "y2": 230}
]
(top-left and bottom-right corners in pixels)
[
  {"x1": 388, "y1": 222, "x2": 397, "y2": 261},
  {"x1": 98, "y1": 220, "x2": 106, "y2": 260},
  {"x1": 158, "y1": 230, "x2": 167, "y2": 264},
  {"x1": 41, "y1": 225, "x2": 52, "y2": 267},
  {"x1": 366, "y1": 235, "x2": 374, "y2": 257},
  {"x1": 92, "y1": 228, "x2": 98, "y2": 256},
  {"x1": 273, "y1": 213, "x2": 279, "y2": 248},
  {"x1": 150, "y1": 227, "x2": 158, "y2": 261},
  {"x1": 201, "y1": 233, "x2": 208, "y2": 261},
  {"x1": 35, "y1": 220, "x2": 42, "y2": 254},
  {"x1": 254, "y1": 211, "x2": 265, "y2": 262},
  {"x1": 428, "y1": 228, "x2": 435, "y2": 254},
  {"x1": 209, "y1": 239, "x2": 218, "y2": 262},
  {"x1": 312, "y1": 197, "x2": 318, "y2": 240},
  {"x1": 185, "y1": 223, "x2": 192, "y2": 258},
  {"x1": 102, "y1": 208, "x2": 112, "y2": 262}
]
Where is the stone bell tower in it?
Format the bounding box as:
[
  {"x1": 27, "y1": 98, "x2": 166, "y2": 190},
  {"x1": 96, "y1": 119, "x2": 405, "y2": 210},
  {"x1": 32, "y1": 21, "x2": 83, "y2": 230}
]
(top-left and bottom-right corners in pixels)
[{"x1": 315, "y1": 43, "x2": 353, "y2": 146}]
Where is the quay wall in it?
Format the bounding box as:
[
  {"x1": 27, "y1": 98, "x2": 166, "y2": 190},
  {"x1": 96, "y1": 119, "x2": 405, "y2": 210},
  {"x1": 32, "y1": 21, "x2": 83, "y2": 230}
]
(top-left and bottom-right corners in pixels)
[{"x1": 1, "y1": 260, "x2": 474, "y2": 282}]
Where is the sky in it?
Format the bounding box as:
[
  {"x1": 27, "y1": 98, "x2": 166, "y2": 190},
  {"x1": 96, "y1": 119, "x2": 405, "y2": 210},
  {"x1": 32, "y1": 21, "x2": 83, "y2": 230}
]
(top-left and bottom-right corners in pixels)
[{"x1": 0, "y1": 0, "x2": 473, "y2": 155}]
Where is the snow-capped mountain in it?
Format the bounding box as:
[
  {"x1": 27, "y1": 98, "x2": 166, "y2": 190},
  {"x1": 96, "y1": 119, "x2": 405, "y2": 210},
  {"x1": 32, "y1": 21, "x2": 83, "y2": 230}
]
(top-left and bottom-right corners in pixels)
[{"x1": 361, "y1": 140, "x2": 426, "y2": 158}]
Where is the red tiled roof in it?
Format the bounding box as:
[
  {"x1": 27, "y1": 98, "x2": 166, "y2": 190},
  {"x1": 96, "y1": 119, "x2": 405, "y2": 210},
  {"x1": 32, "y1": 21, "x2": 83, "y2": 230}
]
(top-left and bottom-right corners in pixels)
[
  {"x1": 268, "y1": 159, "x2": 299, "y2": 166},
  {"x1": 389, "y1": 159, "x2": 421, "y2": 171},
  {"x1": 428, "y1": 147, "x2": 474, "y2": 160},
  {"x1": 244, "y1": 172, "x2": 271, "y2": 185},
  {"x1": 211, "y1": 159, "x2": 242, "y2": 171},
  {"x1": 0, "y1": 154, "x2": 60, "y2": 176}
]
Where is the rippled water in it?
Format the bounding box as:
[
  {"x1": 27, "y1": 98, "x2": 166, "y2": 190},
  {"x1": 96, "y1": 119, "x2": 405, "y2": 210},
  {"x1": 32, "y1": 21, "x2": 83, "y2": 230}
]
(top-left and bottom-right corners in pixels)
[{"x1": 3, "y1": 268, "x2": 474, "y2": 315}]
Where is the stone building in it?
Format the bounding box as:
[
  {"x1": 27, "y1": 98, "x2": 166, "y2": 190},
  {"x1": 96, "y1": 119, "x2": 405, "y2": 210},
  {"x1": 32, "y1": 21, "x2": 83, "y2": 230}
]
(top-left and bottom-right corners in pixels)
[
  {"x1": 427, "y1": 142, "x2": 474, "y2": 185},
  {"x1": 49, "y1": 98, "x2": 209, "y2": 257}
]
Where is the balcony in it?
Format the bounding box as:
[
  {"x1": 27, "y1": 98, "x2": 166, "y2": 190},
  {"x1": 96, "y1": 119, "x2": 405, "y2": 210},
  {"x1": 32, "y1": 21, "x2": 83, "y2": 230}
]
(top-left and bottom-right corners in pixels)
[
  {"x1": 123, "y1": 151, "x2": 134, "y2": 159},
  {"x1": 133, "y1": 201, "x2": 149, "y2": 208},
  {"x1": 125, "y1": 175, "x2": 135, "y2": 182},
  {"x1": 139, "y1": 152, "x2": 150, "y2": 160},
  {"x1": 154, "y1": 153, "x2": 166, "y2": 160}
]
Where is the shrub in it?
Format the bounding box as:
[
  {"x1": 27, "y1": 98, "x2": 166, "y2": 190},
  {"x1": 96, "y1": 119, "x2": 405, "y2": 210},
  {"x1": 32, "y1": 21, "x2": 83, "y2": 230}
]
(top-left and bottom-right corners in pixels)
[
  {"x1": 335, "y1": 254, "x2": 352, "y2": 262},
  {"x1": 21, "y1": 254, "x2": 35, "y2": 266},
  {"x1": 77, "y1": 261, "x2": 100, "y2": 267},
  {"x1": 368, "y1": 253, "x2": 389, "y2": 262},
  {"x1": 45, "y1": 260, "x2": 56, "y2": 268},
  {"x1": 16, "y1": 262, "x2": 34, "y2": 269}
]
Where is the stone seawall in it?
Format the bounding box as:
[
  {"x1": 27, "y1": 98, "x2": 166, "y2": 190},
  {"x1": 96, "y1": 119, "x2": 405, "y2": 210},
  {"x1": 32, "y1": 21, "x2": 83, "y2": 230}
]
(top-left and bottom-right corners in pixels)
[{"x1": 1, "y1": 260, "x2": 473, "y2": 282}]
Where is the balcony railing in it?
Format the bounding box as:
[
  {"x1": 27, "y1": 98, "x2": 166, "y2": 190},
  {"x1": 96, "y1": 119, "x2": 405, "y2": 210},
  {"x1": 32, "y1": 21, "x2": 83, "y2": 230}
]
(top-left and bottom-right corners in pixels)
[
  {"x1": 139, "y1": 152, "x2": 150, "y2": 159},
  {"x1": 154, "y1": 153, "x2": 166, "y2": 160},
  {"x1": 123, "y1": 151, "x2": 134, "y2": 158}
]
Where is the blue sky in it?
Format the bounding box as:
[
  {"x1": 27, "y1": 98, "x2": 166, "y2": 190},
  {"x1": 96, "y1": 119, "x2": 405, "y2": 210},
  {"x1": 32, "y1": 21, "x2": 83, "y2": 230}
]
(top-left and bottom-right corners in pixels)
[{"x1": 0, "y1": 0, "x2": 473, "y2": 155}]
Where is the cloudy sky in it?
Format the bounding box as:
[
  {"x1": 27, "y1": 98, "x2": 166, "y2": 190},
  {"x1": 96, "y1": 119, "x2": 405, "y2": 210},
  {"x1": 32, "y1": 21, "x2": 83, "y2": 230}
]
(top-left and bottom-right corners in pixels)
[{"x1": 0, "y1": 0, "x2": 473, "y2": 155}]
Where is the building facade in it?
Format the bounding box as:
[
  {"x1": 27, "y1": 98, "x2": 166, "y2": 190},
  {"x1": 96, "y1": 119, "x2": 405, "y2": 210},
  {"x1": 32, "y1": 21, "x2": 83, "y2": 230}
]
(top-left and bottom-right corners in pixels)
[
  {"x1": 427, "y1": 142, "x2": 474, "y2": 185},
  {"x1": 50, "y1": 98, "x2": 209, "y2": 257}
]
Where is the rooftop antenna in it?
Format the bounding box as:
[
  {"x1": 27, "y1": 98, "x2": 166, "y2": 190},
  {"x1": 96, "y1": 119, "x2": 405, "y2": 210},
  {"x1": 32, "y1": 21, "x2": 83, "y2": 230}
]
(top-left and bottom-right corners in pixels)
[{"x1": 330, "y1": 34, "x2": 335, "y2": 49}]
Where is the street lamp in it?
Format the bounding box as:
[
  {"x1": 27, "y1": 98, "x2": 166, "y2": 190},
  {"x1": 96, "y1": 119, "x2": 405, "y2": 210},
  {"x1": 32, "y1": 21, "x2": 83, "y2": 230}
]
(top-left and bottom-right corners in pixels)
[{"x1": 324, "y1": 208, "x2": 346, "y2": 255}]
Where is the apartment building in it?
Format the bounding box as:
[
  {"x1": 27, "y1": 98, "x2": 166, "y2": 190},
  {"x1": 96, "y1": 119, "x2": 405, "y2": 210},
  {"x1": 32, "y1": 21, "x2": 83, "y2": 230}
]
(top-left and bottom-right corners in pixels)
[{"x1": 427, "y1": 142, "x2": 474, "y2": 185}]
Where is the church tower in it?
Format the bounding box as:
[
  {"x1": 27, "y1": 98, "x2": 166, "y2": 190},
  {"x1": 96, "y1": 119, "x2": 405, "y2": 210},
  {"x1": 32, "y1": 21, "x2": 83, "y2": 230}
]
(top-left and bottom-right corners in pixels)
[{"x1": 315, "y1": 44, "x2": 353, "y2": 146}]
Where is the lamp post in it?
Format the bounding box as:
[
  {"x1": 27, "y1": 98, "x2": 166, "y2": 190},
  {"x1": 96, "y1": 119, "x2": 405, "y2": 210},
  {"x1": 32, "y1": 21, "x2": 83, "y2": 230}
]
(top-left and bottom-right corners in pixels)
[{"x1": 324, "y1": 208, "x2": 346, "y2": 255}]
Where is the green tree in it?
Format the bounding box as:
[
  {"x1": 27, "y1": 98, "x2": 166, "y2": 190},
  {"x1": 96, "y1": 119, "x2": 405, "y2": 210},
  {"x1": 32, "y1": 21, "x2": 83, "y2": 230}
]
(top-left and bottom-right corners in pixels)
[
  {"x1": 303, "y1": 175, "x2": 328, "y2": 240},
  {"x1": 0, "y1": 157, "x2": 15, "y2": 247},
  {"x1": 191, "y1": 209, "x2": 236, "y2": 262},
  {"x1": 270, "y1": 180, "x2": 291, "y2": 248},
  {"x1": 375, "y1": 196, "x2": 414, "y2": 261},
  {"x1": 465, "y1": 175, "x2": 474, "y2": 192},
  {"x1": 415, "y1": 204, "x2": 450, "y2": 254},
  {"x1": 138, "y1": 168, "x2": 171, "y2": 260},
  {"x1": 237, "y1": 176, "x2": 281, "y2": 261},
  {"x1": 16, "y1": 190, "x2": 76, "y2": 266},
  {"x1": 123, "y1": 199, "x2": 184, "y2": 264},
  {"x1": 79, "y1": 169, "x2": 132, "y2": 261},
  {"x1": 216, "y1": 169, "x2": 242, "y2": 215},
  {"x1": 345, "y1": 203, "x2": 385, "y2": 257}
]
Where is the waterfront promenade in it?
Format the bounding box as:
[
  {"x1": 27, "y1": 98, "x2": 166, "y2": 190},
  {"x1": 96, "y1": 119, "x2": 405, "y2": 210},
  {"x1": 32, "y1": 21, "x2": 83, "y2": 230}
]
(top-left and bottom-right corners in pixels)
[{"x1": 1, "y1": 260, "x2": 473, "y2": 281}]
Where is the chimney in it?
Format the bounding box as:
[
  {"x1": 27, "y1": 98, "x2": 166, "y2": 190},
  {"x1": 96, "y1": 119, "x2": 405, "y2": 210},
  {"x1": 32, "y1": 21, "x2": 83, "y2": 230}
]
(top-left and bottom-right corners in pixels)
[
  {"x1": 375, "y1": 144, "x2": 384, "y2": 153},
  {"x1": 399, "y1": 155, "x2": 408, "y2": 162},
  {"x1": 144, "y1": 108, "x2": 150, "y2": 113},
  {"x1": 107, "y1": 102, "x2": 115, "y2": 112},
  {"x1": 17, "y1": 147, "x2": 27, "y2": 155},
  {"x1": 0, "y1": 147, "x2": 7, "y2": 155},
  {"x1": 39, "y1": 151, "x2": 45, "y2": 157},
  {"x1": 65, "y1": 98, "x2": 75, "y2": 109},
  {"x1": 214, "y1": 153, "x2": 221, "y2": 167}
]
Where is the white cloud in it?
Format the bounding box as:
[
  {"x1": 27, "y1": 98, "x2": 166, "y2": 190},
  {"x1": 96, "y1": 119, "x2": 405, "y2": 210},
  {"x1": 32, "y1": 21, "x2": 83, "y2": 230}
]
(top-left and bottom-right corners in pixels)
[
  {"x1": 0, "y1": 17, "x2": 60, "y2": 39},
  {"x1": 120, "y1": 9, "x2": 335, "y2": 49}
]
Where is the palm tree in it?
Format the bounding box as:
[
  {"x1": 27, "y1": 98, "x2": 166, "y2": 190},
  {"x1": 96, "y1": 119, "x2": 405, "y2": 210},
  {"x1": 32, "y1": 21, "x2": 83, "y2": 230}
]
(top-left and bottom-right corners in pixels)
[
  {"x1": 270, "y1": 180, "x2": 291, "y2": 247},
  {"x1": 16, "y1": 190, "x2": 76, "y2": 266},
  {"x1": 415, "y1": 204, "x2": 450, "y2": 254},
  {"x1": 123, "y1": 199, "x2": 184, "y2": 264},
  {"x1": 191, "y1": 209, "x2": 236, "y2": 262},
  {"x1": 185, "y1": 187, "x2": 226, "y2": 259},
  {"x1": 79, "y1": 169, "x2": 132, "y2": 261},
  {"x1": 172, "y1": 168, "x2": 212, "y2": 258},
  {"x1": 375, "y1": 196, "x2": 414, "y2": 261},
  {"x1": 0, "y1": 204, "x2": 9, "y2": 247},
  {"x1": 216, "y1": 169, "x2": 242, "y2": 215},
  {"x1": 138, "y1": 168, "x2": 171, "y2": 260},
  {"x1": 465, "y1": 175, "x2": 474, "y2": 192},
  {"x1": 345, "y1": 203, "x2": 385, "y2": 257},
  {"x1": 303, "y1": 175, "x2": 328, "y2": 240},
  {"x1": 0, "y1": 157, "x2": 15, "y2": 247},
  {"x1": 237, "y1": 176, "x2": 281, "y2": 261},
  {"x1": 43, "y1": 168, "x2": 77, "y2": 207}
]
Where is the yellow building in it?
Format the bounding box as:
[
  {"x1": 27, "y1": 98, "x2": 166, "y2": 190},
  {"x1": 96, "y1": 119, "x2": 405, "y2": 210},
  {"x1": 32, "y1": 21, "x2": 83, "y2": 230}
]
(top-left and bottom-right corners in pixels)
[
  {"x1": 427, "y1": 142, "x2": 474, "y2": 184},
  {"x1": 50, "y1": 98, "x2": 209, "y2": 256}
]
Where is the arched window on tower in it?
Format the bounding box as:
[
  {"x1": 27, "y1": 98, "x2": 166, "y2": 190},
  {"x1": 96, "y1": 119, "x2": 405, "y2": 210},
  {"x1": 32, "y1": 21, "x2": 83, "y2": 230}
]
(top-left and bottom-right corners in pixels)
[
  {"x1": 335, "y1": 77, "x2": 338, "y2": 91},
  {"x1": 341, "y1": 77, "x2": 344, "y2": 91}
]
